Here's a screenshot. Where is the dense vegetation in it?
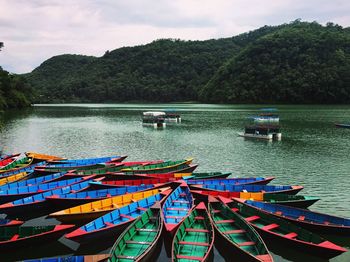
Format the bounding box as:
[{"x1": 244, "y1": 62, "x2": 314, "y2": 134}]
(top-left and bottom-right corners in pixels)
[
  {"x1": 0, "y1": 42, "x2": 33, "y2": 111},
  {"x1": 25, "y1": 21, "x2": 350, "y2": 104}
]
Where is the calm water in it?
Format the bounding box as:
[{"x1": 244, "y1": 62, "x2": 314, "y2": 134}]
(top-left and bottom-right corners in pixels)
[{"x1": 0, "y1": 103, "x2": 349, "y2": 262}]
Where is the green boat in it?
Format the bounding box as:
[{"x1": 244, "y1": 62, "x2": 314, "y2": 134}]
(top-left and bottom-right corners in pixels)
[
  {"x1": 208, "y1": 197, "x2": 273, "y2": 262},
  {"x1": 172, "y1": 202, "x2": 214, "y2": 262},
  {"x1": 263, "y1": 194, "x2": 320, "y2": 208},
  {"x1": 121, "y1": 159, "x2": 193, "y2": 174},
  {"x1": 191, "y1": 172, "x2": 231, "y2": 180},
  {"x1": 108, "y1": 204, "x2": 163, "y2": 262}
]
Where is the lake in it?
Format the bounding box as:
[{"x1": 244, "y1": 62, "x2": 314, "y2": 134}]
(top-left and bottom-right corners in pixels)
[{"x1": 0, "y1": 103, "x2": 349, "y2": 261}]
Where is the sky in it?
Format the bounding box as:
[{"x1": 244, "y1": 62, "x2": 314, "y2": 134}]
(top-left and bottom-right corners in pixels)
[{"x1": 1, "y1": 0, "x2": 350, "y2": 74}]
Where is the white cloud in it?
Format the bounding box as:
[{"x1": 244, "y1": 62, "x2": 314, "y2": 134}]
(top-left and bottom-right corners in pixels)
[{"x1": 0, "y1": 0, "x2": 349, "y2": 73}]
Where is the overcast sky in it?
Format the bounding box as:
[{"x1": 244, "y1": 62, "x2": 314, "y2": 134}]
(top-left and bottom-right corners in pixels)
[{"x1": 1, "y1": 0, "x2": 349, "y2": 74}]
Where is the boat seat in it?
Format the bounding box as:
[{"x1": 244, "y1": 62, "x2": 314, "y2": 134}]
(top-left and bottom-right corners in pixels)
[
  {"x1": 298, "y1": 216, "x2": 305, "y2": 221},
  {"x1": 176, "y1": 255, "x2": 203, "y2": 261},
  {"x1": 215, "y1": 219, "x2": 234, "y2": 224},
  {"x1": 172, "y1": 200, "x2": 189, "y2": 204},
  {"x1": 195, "y1": 216, "x2": 205, "y2": 220},
  {"x1": 125, "y1": 240, "x2": 151, "y2": 245},
  {"x1": 238, "y1": 241, "x2": 255, "y2": 246},
  {"x1": 262, "y1": 224, "x2": 279, "y2": 231},
  {"x1": 165, "y1": 215, "x2": 183, "y2": 219},
  {"x1": 116, "y1": 255, "x2": 136, "y2": 259},
  {"x1": 284, "y1": 232, "x2": 298, "y2": 239},
  {"x1": 178, "y1": 241, "x2": 209, "y2": 247},
  {"x1": 136, "y1": 228, "x2": 157, "y2": 232},
  {"x1": 137, "y1": 207, "x2": 148, "y2": 211},
  {"x1": 10, "y1": 234, "x2": 20, "y2": 241},
  {"x1": 166, "y1": 207, "x2": 188, "y2": 211},
  {"x1": 185, "y1": 228, "x2": 209, "y2": 233},
  {"x1": 245, "y1": 216, "x2": 260, "y2": 222},
  {"x1": 120, "y1": 214, "x2": 134, "y2": 220},
  {"x1": 223, "y1": 229, "x2": 246, "y2": 234}
]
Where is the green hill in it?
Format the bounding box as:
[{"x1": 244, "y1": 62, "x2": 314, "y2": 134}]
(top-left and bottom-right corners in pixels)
[
  {"x1": 25, "y1": 21, "x2": 350, "y2": 104},
  {"x1": 0, "y1": 43, "x2": 32, "y2": 111}
]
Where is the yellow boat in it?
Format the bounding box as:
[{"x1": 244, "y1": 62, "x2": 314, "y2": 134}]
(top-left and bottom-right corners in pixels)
[
  {"x1": 25, "y1": 152, "x2": 66, "y2": 161},
  {"x1": 49, "y1": 188, "x2": 168, "y2": 223},
  {"x1": 0, "y1": 171, "x2": 28, "y2": 186}
]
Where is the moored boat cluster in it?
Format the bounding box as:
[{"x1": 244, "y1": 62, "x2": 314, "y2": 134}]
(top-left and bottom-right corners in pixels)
[{"x1": 0, "y1": 152, "x2": 348, "y2": 261}]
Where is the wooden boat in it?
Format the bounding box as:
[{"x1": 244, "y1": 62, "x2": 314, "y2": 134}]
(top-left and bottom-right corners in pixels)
[
  {"x1": 0, "y1": 161, "x2": 46, "y2": 177},
  {"x1": 0, "y1": 172, "x2": 66, "y2": 191},
  {"x1": 0, "y1": 176, "x2": 93, "y2": 203},
  {"x1": 49, "y1": 188, "x2": 165, "y2": 223},
  {"x1": 135, "y1": 172, "x2": 192, "y2": 180},
  {"x1": 108, "y1": 203, "x2": 163, "y2": 262},
  {"x1": 45, "y1": 185, "x2": 154, "y2": 207},
  {"x1": 191, "y1": 190, "x2": 320, "y2": 208},
  {"x1": 65, "y1": 191, "x2": 170, "y2": 243},
  {"x1": 335, "y1": 123, "x2": 350, "y2": 128},
  {"x1": 262, "y1": 193, "x2": 320, "y2": 208},
  {"x1": 0, "y1": 171, "x2": 29, "y2": 186},
  {"x1": 22, "y1": 254, "x2": 110, "y2": 262},
  {"x1": 25, "y1": 152, "x2": 66, "y2": 161},
  {"x1": 172, "y1": 202, "x2": 215, "y2": 262},
  {"x1": 241, "y1": 199, "x2": 350, "y2": 236},
  {"x1": 162, "y1": 182, "x2": 194, "y2": 236},
  {"x1": 42, "y1": 155, "x2": 127, "y2": 168},
  {"x1": 36, "y1": 163, "x2": 125, "y2": 176},
  {"x1": 0, "y1": 153, "x2": 20, "y2": 168},
  {"x1": 88, "y1": 176, "x2": 177, "y2": 190},
  {"x1": 225, "y1": 197, "x2": 347, "y2": 259},
  {"x1": 208, "y1": 197, "x2": 273, "y2": 262},
  {"x1": 196, "y1": 184, "x2": 303, "y2": 195},
  {"x1": 0, "y1": 157, "x2": 33, "y2": 173},
  {"x1": 0, "y1": 224, "x2": 75, "y2": 249},
  {"x1": 0, "y1": 175, "x2": 98, "y2": 215},
  {"x1": 121, "y1": 158, "x2": 193, "y2": 174},
  {"x1": 187, "y1": 177, "x2": 275, "y2": 186},
  {"x1": 0, "y1": 219, "x2": 24, "y2": 227},
  {"x1": 189, "y1": 172, "x2": 231, "y2": 180}
]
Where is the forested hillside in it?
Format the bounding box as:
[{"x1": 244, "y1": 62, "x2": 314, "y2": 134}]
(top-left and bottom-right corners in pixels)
[
  {"x1": 25, "y1": 21, "x2": 350, "y2": 104},
  {"x1": 0, "y1": 42, "x2": 33, "y2": 111}
]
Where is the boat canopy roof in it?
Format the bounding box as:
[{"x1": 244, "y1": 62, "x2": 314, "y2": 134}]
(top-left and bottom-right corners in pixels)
[{"x1": 143, "y1": 111, "x2": 166, "y2": 116}]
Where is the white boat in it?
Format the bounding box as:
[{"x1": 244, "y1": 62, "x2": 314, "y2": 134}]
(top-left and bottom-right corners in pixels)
[
  {"x1": 142, "y1": 111, "x2": 166, "y2": 128},
  {"x1": 239, "y1": 125, "x2": 282, "y2": 141}
]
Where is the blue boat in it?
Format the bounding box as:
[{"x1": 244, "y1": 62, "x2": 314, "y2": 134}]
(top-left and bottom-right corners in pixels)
[
  {"x1": 0, "y1": 161, "x2": 47, "y2": 178},
  {"x1": 45, "y1": 185, "x2": 154, "y2": 207},
  {"x1": 162, "y1": 182, "x2": 194, "y2": 235},
  {"x1": 242, "y1": 199, "x2": 350, "y2": 236},
  {"x1": 65, "y1": 193, "x2": 166, "y2": 243},
  {"x1": 0, "y1": 176, "x2": 91, "y2": 203},
  {"x1": 44, "y1": 155, "x2": 126, "y2": 168},
  {"x1": 200, "y1": 184, "x2": 303, "y2": 195},
  {"x1": 187, "y1": 177, "x2": 274, "y2": 186},
  {"x1": 0, "y1": 176, "x2": 97, "y2": 215},
  {"x1": 0, "y1": 172, "x2": 66, "y2": 191},
  {"x1": 24, "y1": 255, "x2": 109, "y2": 262}
]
